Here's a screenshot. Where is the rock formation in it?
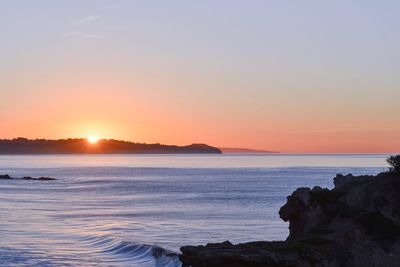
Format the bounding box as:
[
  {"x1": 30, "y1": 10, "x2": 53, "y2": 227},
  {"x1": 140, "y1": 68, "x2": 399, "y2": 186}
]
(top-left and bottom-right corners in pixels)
[
  {"x1": 180, "y1": 171, "x2": 400, "y2": 267},
  {"x1": 0, "y1": 174, "x2": 56, "y2": 181}
]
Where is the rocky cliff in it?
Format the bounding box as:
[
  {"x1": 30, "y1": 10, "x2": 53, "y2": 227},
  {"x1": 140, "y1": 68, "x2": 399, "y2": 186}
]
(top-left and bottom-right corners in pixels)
[{"x1": 180, "y1": 171, "x2": 400, "y2": 267}]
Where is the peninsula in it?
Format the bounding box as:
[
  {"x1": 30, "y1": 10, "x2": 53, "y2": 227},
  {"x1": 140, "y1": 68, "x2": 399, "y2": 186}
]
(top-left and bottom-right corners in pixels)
[{"x1": 0, "y1": 138, "x2": 222, "y2": 154}]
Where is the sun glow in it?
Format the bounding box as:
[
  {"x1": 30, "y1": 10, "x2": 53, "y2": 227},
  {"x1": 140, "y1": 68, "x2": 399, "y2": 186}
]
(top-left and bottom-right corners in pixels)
[{"x1": 87, "y1": 136, "x2": 99, "y2": 144}]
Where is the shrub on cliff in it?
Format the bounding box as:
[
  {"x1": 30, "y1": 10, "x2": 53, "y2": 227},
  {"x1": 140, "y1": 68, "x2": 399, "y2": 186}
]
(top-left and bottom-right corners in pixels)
[{"x1": 387, "y1": 155, "x2": 400, "y2": 173}]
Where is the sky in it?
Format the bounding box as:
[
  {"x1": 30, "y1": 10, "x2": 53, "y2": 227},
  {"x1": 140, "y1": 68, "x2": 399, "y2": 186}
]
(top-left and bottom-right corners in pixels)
[{"x1": 1, "y1": 0, "x2": 400, "y2": 153}]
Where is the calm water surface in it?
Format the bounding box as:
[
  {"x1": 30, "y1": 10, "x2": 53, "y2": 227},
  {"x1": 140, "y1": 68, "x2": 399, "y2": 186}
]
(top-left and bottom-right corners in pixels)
[{"x1": 0, "y1": 154, "x2": 388, "y2": 266}]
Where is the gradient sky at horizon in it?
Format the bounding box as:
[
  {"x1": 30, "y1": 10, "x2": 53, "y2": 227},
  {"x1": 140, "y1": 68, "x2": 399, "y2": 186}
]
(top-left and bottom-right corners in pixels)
[{"x1": 1, "y1": 0, "x2": 399, "y2": 153}]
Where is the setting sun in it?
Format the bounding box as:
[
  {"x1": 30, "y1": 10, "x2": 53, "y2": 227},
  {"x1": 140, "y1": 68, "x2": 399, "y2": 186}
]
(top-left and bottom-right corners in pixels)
[{"x1": 87, "y1": 136, "x2": 99, "y2": 144}]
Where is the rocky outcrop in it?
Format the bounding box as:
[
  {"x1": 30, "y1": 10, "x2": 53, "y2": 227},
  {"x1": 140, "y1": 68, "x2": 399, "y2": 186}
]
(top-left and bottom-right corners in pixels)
[
  {"x1": 180, "y1": 171, "x2": 400, "y2": 267},
  {"x1": 0, "y1": 174, "x2": 57, "y2": 181},
  {"x1": 22, "y1": 176, "x2": 57, "y2": 181}
]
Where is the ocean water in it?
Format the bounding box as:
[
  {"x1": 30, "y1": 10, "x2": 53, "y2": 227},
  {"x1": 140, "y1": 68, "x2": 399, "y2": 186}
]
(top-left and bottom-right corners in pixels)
[{"x1": 0, "y1": 154, "x2": 388, "y2": 266}]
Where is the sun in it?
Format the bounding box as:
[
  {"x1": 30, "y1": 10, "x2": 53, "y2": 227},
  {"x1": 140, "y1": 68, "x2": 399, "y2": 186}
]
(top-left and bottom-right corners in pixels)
[{"x1": 87, "y1": 136, "x2": 99, "y2": 144}]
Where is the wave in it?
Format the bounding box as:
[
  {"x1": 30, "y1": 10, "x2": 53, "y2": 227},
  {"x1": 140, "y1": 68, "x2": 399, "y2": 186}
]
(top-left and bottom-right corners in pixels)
[{"x1": 81, "y1": 235, "x2": 182, "y2": 267}]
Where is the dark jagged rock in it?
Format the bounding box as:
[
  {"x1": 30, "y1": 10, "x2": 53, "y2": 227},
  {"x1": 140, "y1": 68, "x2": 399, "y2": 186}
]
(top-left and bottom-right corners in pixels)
[
  {"x1": 37, "y1": 177, "x2": 57, "y2": 181},
  {"x1": 0, "y1": 174, "x2": 12, "y2": 179},
  {"x1": 22, "y1": 176, "x2": 57, "y2": 181},
  {"x1": 180, "y1": 172, "x2": 400, "y2": 267},
  {"x1": 1, "y1": 174, "x2": 57, "y2": 181}
]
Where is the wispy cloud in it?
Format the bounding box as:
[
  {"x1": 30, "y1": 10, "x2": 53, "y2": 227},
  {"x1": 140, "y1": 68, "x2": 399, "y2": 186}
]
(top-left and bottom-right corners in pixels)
[
  {"x1": 61, "y1": 14, "x2": 104, "y2": 39},
  {"x1": 292, "y1": 128, "x2": 359, "y2": 134},
  {"x1": 60, "y1": 31, "x2": 104, "y2": 39},
  {"x1": 72, "y1": 15, "x2": 101, "y2": 26},
  {"x1": 292, "y1": 127, "x2": 400, "y2": 134}
]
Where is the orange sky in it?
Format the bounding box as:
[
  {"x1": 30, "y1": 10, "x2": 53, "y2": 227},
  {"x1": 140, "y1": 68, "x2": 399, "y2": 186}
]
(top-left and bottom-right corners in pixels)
[
  {"x1": 1, "y1": 1, "x2": 400, "y2": 153},
  {"x1": 1, "y1": 73, "x2": 399, "y2": 153}
]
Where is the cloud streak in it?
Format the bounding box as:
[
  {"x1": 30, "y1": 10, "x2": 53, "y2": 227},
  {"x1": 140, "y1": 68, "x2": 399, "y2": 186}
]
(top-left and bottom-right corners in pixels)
[
  {"x1": 72, "y1": 15, "x2": 101, "y2": 26},
  {"x1": 60, "y1": 31, "x2": 104, "y2": 39},
  {"x1": 61, "y1": 14, "x2": 104, "y2": 39},
  {"x1": 292, "y1": 127, "x2": 400, "y2": 134}
]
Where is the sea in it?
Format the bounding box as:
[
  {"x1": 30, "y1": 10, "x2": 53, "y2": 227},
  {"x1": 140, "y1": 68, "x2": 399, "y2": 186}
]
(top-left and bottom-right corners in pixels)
[{"x1": 0, "y1": 154, "x2": 388, "y2": 266}]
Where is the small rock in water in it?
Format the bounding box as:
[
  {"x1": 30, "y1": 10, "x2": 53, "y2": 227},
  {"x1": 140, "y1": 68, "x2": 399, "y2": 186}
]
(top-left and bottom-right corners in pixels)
[
  {"x1": 0, "y1": 174, "x2": 57, "y2": 181},
  {"x1": 37, "y1": 177, "x2": 56, "y2": 181}
]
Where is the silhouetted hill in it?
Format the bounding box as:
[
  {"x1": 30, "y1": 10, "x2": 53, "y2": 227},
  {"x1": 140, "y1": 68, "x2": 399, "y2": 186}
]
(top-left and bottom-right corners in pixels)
[{"x1": 0, "y1": 138, "x2": 222, "y2": 154}]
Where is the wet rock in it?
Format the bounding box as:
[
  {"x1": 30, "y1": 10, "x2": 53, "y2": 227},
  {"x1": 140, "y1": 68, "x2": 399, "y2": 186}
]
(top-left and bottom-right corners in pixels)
[
  {"x1": 0, "y1": 174, "x2": 12, "y2": 179},
  {"x1": 37, "y1": 177, "x2": 57, "y2": 181},
  {"x1": 1, "y1": 174, "x2": 57, "y2": 181}
]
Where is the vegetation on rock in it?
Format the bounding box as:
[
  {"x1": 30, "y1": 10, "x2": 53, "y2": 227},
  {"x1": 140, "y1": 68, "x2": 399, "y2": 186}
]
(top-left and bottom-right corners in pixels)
[{"x1": 387, "y1": 155, "x2": 400, "y2": 173}]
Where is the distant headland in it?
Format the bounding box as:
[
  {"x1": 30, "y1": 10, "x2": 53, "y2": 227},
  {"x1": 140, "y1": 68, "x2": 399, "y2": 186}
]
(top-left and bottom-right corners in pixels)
[{"x1": 0, "y1": 138, "x2": 222, "y2": 154}]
